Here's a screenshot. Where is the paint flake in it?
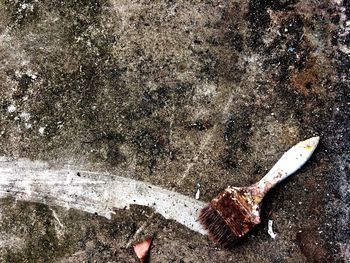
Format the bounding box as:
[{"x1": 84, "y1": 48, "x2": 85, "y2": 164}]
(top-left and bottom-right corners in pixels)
[{"x1": 268, "y1": 220, "x2": 277, "y2": 239}]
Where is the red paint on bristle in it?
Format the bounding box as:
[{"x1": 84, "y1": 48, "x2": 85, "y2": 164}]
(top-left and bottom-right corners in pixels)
[
  {"x1": 199, "y1": 206, "x2": 239, "y2": 247},
  {"x1": 199, "y1": 187, "x2": 261, "y2": 247}
]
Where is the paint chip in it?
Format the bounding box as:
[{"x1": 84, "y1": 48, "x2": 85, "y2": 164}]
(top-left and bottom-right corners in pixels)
[
  {"x1": 268, "y1": 220, "x2": 277, "y2": 239},
  {"x1": 7, "y1": 105, "x2": 16, "y2": 113},
  {"x1": 38, "y1": 127, "x2": 45, "y2": 135},
  {"x1": 195, "y1": 188, "x2": 200, "y2": 200},
  {"x1": 133, "y1": 237, "x2": 152, "y2": 263},
  {"x1": 19, "y1": 112, "x2": 31, "y2": 121}
]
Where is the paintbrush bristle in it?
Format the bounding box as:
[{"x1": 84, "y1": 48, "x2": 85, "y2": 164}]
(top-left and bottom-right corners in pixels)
[
  {"x1": 199, "y1": 205, "x2": 239, "y2": 247},
  {"x1": 199, "y1": 187, "x2": 261, "y2": 247}
]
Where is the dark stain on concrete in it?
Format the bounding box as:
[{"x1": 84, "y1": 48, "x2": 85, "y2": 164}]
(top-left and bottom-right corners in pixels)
[
  {"x1": 296, "y1": 228, "x2": 329, "y2": 263},
  {"x1": 222, "y1": 107, "x2": 253, "y2": 170}
]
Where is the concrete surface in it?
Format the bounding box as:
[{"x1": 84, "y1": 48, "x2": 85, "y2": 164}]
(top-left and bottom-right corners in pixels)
[{"x1": 0, "y1": 0, "x2": 349, "y2": 262}]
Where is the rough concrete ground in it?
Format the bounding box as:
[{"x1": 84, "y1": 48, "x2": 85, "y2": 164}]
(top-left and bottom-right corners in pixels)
[{"x1": 0, "y1": 0, "x2": 349, "y2": 262}]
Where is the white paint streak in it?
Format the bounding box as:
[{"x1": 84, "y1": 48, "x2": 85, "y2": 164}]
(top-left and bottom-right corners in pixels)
[
  {"x1": 180, "y1": 93, "x2": 235, "y2": 182},
  {"x1": 179, "y1": 128, "x2": 214, "y2": 180},
  {"x1": 50, "y1": 208, "x2": 64, "y2": 228},
  {"x1": 0, "y1": 157, "x2": 207, "y2": 235},
  {"x1": 50, "y1": 208, "x2": 65, "y2": 238},
  {"x1": 126, "y1": 218, "x2": 151, "y2": 248}
]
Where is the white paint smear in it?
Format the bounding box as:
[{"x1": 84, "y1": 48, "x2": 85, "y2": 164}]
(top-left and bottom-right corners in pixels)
[{"x1": 0, "y1": 157, "x2": 207, "y2": 235}]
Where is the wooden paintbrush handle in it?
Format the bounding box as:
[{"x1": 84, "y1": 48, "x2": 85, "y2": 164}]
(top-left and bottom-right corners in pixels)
[{"x1": 255, "y1": 137, "x2": 320, "y2": 196}]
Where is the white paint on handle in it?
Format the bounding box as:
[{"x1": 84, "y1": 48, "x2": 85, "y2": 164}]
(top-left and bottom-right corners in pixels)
[{"x1": 257, "y1": 137, "x2": 320, "y2": 194}]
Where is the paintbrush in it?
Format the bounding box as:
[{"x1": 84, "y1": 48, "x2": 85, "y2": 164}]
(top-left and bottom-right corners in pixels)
[{"x1": 199, "y1": 136, "x2": 320, "y2": 247}]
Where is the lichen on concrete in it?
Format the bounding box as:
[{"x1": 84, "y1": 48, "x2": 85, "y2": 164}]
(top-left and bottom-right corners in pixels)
[{"x1": 0, "y1": 0, "x2": 349, "y2": 262}]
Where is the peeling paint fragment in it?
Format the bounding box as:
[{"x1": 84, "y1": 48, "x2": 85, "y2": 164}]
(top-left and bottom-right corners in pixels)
[
  {"x1": 268, "y1": 220, "x2": 277, "y2": 239},
  {"x1": 133, "y1": 236, "x2": 152, "y2": 263},
  {"x1": 7, "y1": 105, "x2": 16, "y2": 113},
  {"x1": 195, "y1": 188, "x2": 200, "y2": 200},
  {"x1": 38, "y1": 127, "x2": 45, "y2": 135}
]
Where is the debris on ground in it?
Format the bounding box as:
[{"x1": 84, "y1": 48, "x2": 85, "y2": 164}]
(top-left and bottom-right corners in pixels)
[
  {"x1": 195, "y1": 189, "x2": 200, "y2": 200},
  {"x1": 195, "y1": 182, "x2": 201, "y2": 200}
]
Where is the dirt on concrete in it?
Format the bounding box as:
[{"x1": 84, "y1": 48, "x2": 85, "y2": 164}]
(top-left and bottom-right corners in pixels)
[{"x1": 0, "y1": 0, "x2": 349, "y2": 262}]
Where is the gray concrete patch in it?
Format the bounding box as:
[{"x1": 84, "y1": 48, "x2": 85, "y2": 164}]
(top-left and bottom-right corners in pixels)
[{"x1": 0, "y1": 0, "x2": 349, "y2": 262}]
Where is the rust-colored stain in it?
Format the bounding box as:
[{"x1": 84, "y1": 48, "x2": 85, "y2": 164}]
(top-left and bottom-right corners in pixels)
[
  {"x1": 290, "y1": 56, "x2": 328, "y2": 96},
  {"x1": 210, "y1": 188, "x2": 260, "y2": 238},
  {"x1": 288, "y1": 17, "x2": 336, "y2": 98}
]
